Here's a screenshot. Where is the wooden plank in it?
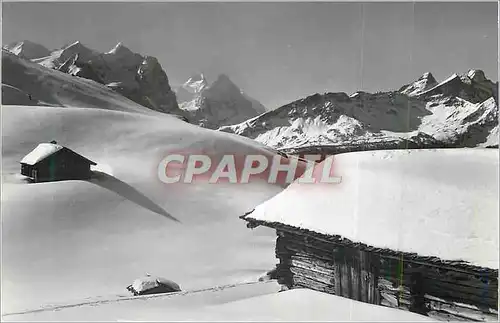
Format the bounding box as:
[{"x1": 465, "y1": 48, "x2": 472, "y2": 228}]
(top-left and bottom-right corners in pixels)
[
  {"x1": 360, "y1": 270, "x2": 369, "y2": 303},
  {"x1": 334, "y1": 262, "x2": 342, "y2": 298},
  {"x1": 351, "y1": 260, "x2": 360, "y2": 301},
  {"x1": 429, "y1": 279, "x2": 497, "y2": 301},
  {"x1": 276, "y1": 227, "x2": 497, "y2": 277},
  {"x1": 289, "y1": 254, "x2": 336, "y2": 271},
  {"x1": 424, "y1": 283, "x2": 497, "y2": 308},
  {"x1": 340, "y1": 262, "x2": 351, "y2": 299},
  {"x1": 276, "y1": 228, "x2": 498, "y2": 313},
  {"x1": 285, "y1": 258, "x2": 336, "y2": 276},
  {"x1": 427, "y1": 310, "x2": 474, "y2": 322},
  {"x1": 378, "y1": 266, "x2": 498, "y2": 292},
  {"x1": 289, "y1": 266, "x2": 335, "y2": 286},
  {"x1": 292, "y1": 274, "x2": 336, "y2": 294},
  {"x1": 425, "y1": 296, "x2": 498, "y2": 322}
]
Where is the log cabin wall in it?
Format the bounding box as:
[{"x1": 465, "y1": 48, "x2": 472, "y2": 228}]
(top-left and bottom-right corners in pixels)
[{"x1": 274, "y1": 227, "x2": 498, "y2": 322}]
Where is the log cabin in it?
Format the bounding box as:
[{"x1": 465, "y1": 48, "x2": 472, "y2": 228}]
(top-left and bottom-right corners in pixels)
[
  {"x1": 20, "y1": 142, "x2": 96, "y2": 182},
  {"x1": 241, "y1": 149, "x2": 498, "y2": 321}
]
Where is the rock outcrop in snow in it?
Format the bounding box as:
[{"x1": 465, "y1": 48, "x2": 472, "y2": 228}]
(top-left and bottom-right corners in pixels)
[
  {"x1": 6, "y1": 41, "x2": 180, "y2": 115},
  {"x1": 220, "y1": 70, "x2": 498, "y2": 150},
  {"x1": 176, "y1": 73, "x2": 266, "y2": 129}
]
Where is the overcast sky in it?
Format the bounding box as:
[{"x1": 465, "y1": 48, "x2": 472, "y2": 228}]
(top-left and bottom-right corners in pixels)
[{"x1": 3, "y1": 2, "x2": 498, "y2": 109}]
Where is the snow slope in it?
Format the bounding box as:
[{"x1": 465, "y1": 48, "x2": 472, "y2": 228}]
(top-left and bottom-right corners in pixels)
[
  {"x1": 246, "y1": 149, "x2": 499, "y2": 269},
  {"x1": 1, "y1": 55, "x2": 294, "y2": 314},
  {"x1": 2, "y1": 49, "x2": 153, "y2": 113},
  {"x1": 2, "y1": 282, "x2": 432, "y2": 322},
  {"x1": 176, "y1": 73, "x2": 266, "y2": 129},
  {"x1": 2, "y1": 103, "x2": 287, "y2": 314},
  {"x1": 1, "y1": 84, "x2": 40, "y2": 106},
  {"x1": 6, "y1": 41, "x2": 180, "y2": 114},
  {"x1": 220, "y1": 71, "x2": 498, "y2": 149}
]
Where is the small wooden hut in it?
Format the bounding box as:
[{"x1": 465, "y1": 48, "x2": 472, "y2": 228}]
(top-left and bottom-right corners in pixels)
[
  {"x1": 20, "y1": 142, "x2": 96, "y2": 182},
  {"x1": 241, "y1": 149, "x2": 498, "y2": 321}
]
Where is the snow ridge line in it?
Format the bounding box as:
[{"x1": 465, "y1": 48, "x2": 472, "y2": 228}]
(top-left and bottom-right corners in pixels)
[{"x1": 1, "y1": 280, "x2": 275, "y2": 317}]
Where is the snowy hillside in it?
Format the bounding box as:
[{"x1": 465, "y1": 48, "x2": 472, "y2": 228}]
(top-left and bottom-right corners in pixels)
[
  {"x1": 5, "y1": 41, "x2": 180, "y2": 115},
  {"x1": 220, "y1": 70, "x2": 499, "y2": 150},
  {"x1": 2, "y1": 49, "x2": 155, "y2": 114},
  {"x1": 176, "y1": 73, "x2": 266, "y2": 129},
  {"x1": 1, "y1": 50, "x2": 294, "y2": 314},
  {"x1": 2, "y1": 284, "x2": 432, "y2": 322}
]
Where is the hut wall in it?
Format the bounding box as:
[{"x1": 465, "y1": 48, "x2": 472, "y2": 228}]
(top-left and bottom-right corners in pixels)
[
  {"x1": 274, "y1": 228, "x2": 498, "y2": 322},
  {"x1": 29, "y1": 151, "x2": 92, "y2": 182}
]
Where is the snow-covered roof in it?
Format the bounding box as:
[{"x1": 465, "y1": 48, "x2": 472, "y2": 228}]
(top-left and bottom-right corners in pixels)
[
  {"x1": 20, "y1": 143, "x2": 96, "y2": 166},
  {"x1": 20, "y1": 143, "x2": 64, "y2": 165},
  {"x1": 245, "y1": 149, "x2": 499, "y2": 269}
]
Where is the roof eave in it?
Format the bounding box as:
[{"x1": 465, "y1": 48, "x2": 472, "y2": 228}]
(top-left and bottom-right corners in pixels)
[{"x1": 240, "y1": 215, "x2": 497, "y2": 274}]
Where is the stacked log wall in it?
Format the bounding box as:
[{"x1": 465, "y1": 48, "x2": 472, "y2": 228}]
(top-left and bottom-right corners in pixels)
[{"x1": 274, "y1": 228, "x2": 498, "y2": 322}]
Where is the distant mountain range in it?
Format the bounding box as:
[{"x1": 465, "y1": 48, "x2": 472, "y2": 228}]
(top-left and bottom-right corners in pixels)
[
  {"x1": 3, "y1": 40, "x2": 498, "y2": 151},
  {"x1": 4, "y1": 40, "x2": 179, "y2": 115},
  {"x1": 219, "y1": 70, "x2": 498, "y2": 150},
  {"x1": 4, "y1": 40, "x2": 266, "y2": 129}
]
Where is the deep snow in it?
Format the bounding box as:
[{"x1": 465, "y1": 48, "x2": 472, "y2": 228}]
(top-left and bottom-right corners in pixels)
[
  {"x1": 2, "y1": 282, "x2": 432, "y2": 322},
  {"x1": 2, "y1": 95, "x2": 287, "y2": 314},
  {"x1": 247, "y1": 149, "x2": 499, "y2": 269}
]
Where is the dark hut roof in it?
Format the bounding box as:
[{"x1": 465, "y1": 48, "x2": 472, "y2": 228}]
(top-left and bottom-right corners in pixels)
[{"x1": 20, "y1": 143, "x2": 96, "y2": 166}]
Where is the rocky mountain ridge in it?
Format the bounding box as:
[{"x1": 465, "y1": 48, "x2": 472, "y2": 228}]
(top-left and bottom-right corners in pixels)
[{"x1": 220, "y1": 70, "x2": 498, "y2": 150}]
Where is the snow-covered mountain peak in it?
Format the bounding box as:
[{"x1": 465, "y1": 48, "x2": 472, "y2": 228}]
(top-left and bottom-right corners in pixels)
[
  {"x1": 420, "y1": 72, "x2": 435, "y2": 81},
  {"x1": 417, "y1": 71, "x2": 497, "y2": 104},
  {"x1": 220, "y1": 69, "x2": 498, "y2": 150},
  {"x1": 399, "y1": 72, "x2": 438, "y2": 96},
  {"x1": 175, "y1": 73, "x2": 266, "y2": 129},
  {"x1": 183, "y1": 73, "x2": 208, "y2": 94},
  {"x1": 62, "y1": 41, "x2": 86, "y2": 52},
  {"x1": 55, "y1": 41, "x2": 96, "y2": 62},
  {"x1": 7, "y1": 40, "x2": 181, "y2": 115},
  {"x1": 465, "y1": 69, "x2": 487, "y2": 83},
  {"x1": 105, "y1": 42, "x2": 133, "y2": 56},
  {"x1": 207, "y1": 74, "x2": 242, "y2": 95},
  {"x1": 186, "y1": 73, "x2": 207, "y2": 83},
  {"x1": 4, "y1": 40, "x2": 50, "y2": 59}
]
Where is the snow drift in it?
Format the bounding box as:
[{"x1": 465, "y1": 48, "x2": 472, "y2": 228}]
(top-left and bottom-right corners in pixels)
[
  {"x1": 1, "y1": 51, "x2": 289, "y2": 313},
  {"x1": 2, "y1": 285, "x2": 433, "y2": 322}
]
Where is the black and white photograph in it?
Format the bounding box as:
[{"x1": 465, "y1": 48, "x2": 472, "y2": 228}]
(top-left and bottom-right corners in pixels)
[{"x1": 1, "y1": 1, "x2": 498, "y2": 321}]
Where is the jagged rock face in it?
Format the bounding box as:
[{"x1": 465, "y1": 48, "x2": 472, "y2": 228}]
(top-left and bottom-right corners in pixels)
[
  {"x1": 177, "y1": 74, "x2": 265, "y2": 129},
  {"x1": 220, "y1": 70, "x2": 498, "y2": 150},
  {"x1": 399, "y1": 72, "x2": 438, "y2": 96},
  {"x1": 127, "y1": 56, "x2": 179, "y2": 112},
  {"x1": 175, "y1": 73, "x2": 208, "y2": 103},
  {"x1": 402, "y1": 70, "x2": 498, "y2": 105},
  {"x1": 4, "y1": 40, "x2": 50, "y2": 60},
  {"x1": 8, "y1": 41, "x2": 180, "y2": 115}
]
